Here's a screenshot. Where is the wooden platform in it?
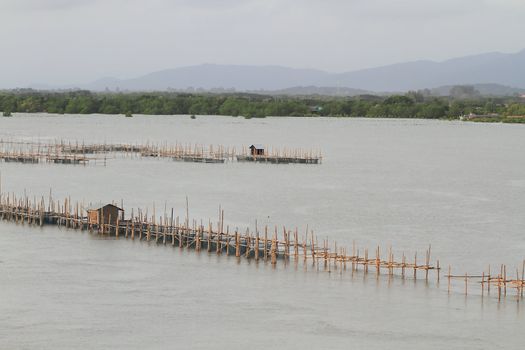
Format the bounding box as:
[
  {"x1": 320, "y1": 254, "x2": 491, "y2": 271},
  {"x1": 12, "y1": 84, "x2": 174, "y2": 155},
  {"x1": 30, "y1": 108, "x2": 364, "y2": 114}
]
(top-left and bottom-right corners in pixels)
[{"x1": 236, "y1": 155, "x2": 320, "y2": 164}]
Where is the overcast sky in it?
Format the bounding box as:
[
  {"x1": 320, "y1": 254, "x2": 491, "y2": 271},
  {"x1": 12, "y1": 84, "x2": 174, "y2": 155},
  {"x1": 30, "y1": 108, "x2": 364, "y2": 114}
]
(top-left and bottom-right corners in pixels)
[{"x1": 0, "y1": 0, "x2": 524, "y2": 88}]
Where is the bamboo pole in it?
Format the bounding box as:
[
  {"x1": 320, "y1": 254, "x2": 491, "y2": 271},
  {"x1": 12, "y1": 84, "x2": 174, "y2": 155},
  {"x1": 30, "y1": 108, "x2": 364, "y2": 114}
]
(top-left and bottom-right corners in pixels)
[{"x1": 448, "y1": 265, "x2": 451, "y2": 294}]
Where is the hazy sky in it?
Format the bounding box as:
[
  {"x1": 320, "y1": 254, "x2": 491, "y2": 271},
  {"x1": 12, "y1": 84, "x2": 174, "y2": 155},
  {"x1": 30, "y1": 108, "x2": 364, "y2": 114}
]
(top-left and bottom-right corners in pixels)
[{"x1": 1, "y1": 0, "x2": 524, "y2": 87}]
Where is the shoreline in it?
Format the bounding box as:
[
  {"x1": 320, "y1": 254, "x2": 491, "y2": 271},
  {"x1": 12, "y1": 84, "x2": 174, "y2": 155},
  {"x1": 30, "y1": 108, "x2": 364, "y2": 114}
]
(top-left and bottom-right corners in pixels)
[
  {"x1": 2, "y1": 111, "x2": 525, "y2": 124},
  {"x1": 2, "y1": 90, "x2": 524, "y2": 122}
]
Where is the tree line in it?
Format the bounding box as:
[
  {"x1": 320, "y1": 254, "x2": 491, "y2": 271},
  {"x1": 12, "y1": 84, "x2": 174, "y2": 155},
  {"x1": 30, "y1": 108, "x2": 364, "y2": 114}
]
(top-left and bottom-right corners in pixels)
[{"x1": 1, "y1": 89, "x2": 524, "y2": 121}]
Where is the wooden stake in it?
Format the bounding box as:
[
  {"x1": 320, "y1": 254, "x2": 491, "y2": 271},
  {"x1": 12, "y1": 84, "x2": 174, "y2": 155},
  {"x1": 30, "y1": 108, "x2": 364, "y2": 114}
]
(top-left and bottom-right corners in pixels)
[{"x1": 448, "y1": 265, "x2": 451, "y2": 294}]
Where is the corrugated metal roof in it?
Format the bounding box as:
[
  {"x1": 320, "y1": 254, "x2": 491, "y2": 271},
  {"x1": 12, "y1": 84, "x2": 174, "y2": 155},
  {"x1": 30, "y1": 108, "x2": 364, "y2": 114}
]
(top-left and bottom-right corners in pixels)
[
  {"x1": 85, "y1": 203, "x2": 123, "y2": 211},
  {"x1": 249, "y1": 144, "x2": 265, "y2": 149}
]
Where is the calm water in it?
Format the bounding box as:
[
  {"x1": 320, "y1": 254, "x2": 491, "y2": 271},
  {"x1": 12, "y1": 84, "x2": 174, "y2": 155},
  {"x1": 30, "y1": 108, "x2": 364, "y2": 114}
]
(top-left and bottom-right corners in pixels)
[{"x1": 1, "y1": 114, "x2": 524, "y2": 349}]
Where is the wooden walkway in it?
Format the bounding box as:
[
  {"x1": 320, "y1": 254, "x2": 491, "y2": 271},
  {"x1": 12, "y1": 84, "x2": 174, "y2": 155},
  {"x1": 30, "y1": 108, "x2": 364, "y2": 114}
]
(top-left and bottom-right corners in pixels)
[
  {"x1": 0, "y1": 140, "x2": 321, "y2": 165},
  {"x1": 0, "y1": 191, "x2": 436, "y2": 277},
  {"x1": 1, "y1": 189, "x2": 523, "y2": 300},
  {"x1": 0, "y1": 150, "x2": 93, "y2": 165},
  {"x1": 237, "y1": 145, "x2": 322, "y2": 164}
]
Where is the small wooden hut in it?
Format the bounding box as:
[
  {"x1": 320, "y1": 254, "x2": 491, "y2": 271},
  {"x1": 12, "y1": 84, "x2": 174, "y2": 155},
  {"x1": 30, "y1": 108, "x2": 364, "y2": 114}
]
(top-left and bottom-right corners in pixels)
[
  {"x1": 249, "y1": 144, "x2": 265, "y2": 156},
  {"x1": 86, "y1": 203, "x2": 124, "y2": 226}
]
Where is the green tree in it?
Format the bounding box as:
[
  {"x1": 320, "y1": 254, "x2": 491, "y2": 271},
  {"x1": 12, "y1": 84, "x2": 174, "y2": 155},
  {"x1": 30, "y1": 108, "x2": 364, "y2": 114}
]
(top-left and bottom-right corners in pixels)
[{"x1": 417, "y1": 100, "x2": 448, "y2": 119}]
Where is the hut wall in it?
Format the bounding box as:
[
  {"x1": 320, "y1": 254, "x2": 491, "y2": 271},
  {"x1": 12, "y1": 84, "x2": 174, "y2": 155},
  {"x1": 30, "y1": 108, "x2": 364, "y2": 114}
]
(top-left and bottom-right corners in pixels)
[
  {"x1": 101, "y1": 206, "x2": 120, "y2": 225},
  {"x1": 88, "y1": 210, "x2": 99, "y2": 225}
]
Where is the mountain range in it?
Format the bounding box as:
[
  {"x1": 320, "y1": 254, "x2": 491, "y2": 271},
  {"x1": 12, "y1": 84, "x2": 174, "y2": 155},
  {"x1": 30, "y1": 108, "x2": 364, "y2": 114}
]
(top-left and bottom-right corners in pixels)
[{"x1": 65, "y1": 49, "x2": 525, "y2": 95}]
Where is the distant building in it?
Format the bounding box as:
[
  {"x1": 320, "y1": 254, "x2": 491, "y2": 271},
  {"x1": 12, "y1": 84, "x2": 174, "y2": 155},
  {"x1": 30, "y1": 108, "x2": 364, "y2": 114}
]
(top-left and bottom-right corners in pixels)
[
  {"x1": 460, "y1": 113, "x2": 500, "y2": 120},
  {"x1": 309, "y1": 106, "x2": 324, "y2": 113},
  {"x1": 249, "y1": 144, "x2": 265, "y2": 156},
  {"x1": 86, "y1": 203, "x2": 124, "y2": 226}
]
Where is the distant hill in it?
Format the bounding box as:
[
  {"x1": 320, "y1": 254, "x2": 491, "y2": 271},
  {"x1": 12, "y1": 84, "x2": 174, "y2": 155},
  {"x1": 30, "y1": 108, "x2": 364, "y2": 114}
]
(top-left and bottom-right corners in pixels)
[
  {"x1": 317, "y1": 50, "x2": 525, "y2": 92},
  {"x1": 256, "y1": 86, "x2": 372, "y2": 97},
  {"x1": 83, "y1": 65, "x2": 328, "y2": 91},
  {"x1": 62, "y1": 49, "x2": 525, "y2": 94}
]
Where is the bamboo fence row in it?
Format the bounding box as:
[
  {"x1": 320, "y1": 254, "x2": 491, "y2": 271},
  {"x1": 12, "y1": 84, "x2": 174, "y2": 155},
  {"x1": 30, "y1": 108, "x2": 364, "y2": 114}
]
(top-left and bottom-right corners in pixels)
[
  {"x1": 0, "y1": 189, "x2": 523, "y2": 301},
  {"x1": 0, "y1": 139, "x2": 321, "y2": 164}
]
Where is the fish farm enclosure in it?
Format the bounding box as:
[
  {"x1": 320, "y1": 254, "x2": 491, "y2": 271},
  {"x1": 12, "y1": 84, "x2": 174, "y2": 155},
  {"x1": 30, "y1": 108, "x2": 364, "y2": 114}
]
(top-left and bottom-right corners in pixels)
[
  {"x1": 0, "y1": 140, "x2": 322, "y2": 165},
  {"x1": 1, "y1": 114, "x2": 524, "y2": 350}
]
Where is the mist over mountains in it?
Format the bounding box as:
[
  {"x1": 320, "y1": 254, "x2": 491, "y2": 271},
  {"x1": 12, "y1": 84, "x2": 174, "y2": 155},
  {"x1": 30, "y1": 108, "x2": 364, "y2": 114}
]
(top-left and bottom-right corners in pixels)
[{"x1": 56, "y1": 49, "x2": 525, "y2": 95}]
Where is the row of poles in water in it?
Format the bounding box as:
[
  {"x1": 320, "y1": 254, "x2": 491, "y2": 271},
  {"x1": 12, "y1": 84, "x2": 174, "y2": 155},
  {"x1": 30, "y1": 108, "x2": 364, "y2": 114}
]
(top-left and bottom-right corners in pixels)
[
  {"x1": 0, "y1": 139, "x2": 322, "y2": 164},
  {"x1": 0, "y1": 189, "x2": 523, "y2": 301}
]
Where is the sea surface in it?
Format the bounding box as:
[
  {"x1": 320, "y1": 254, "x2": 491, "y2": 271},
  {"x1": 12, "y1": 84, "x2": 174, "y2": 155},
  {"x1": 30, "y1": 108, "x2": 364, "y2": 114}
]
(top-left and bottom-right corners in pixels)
[{"x1": 0, "y1": 114, "x2": 524, "y2": 349}]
